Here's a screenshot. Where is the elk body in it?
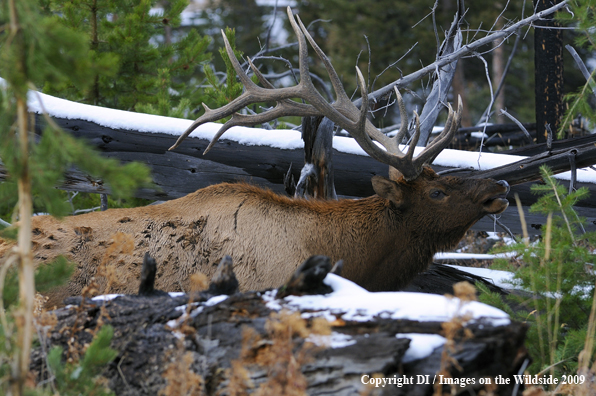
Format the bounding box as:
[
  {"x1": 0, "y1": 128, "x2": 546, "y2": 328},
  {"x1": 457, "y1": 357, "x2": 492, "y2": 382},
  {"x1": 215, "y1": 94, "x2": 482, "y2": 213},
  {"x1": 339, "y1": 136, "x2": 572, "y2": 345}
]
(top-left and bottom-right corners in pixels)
[
  {"x1": 0, "y1": 168, "x2": 508, "y2": 307},
  {"x1": 0, "y1": 7, "x2": 510, "y2": 306}
]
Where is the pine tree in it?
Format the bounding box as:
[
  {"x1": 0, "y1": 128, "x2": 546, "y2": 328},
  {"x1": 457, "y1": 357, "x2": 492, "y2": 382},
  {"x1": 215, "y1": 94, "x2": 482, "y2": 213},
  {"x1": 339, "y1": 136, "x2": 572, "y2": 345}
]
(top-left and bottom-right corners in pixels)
[
  {"x1": 558, "y1": 0, "x2": 596, "y2": 136},
  {"x1": 39, "y1": 0, "x2": 212, "y2": 116},
  {"x1": 481, "y1": 166, "x2": 596, "y2": 376},
  {"x1": 0, "y1": 1, "x2": 150, "y2": 394}
]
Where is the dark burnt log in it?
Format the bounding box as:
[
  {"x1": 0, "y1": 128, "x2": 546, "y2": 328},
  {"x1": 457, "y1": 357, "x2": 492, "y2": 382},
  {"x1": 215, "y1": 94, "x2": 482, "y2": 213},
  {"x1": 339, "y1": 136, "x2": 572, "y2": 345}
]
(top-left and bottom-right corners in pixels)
[
  {"x1": 500, "y1": 132, "x2": 596, "y2": 157},
  {"x1": 206, "y1": 255, "x2": 239, "y2": 296},
  {"x1": 406, "y1": 263, "x2": 508, "y2": 296},
  {"x1": 457, "y1": 123, "x2": 536, "y2": 136},
  {"x1": 30, "y1": 267, "x2": 528, "y2": 396},
  {"x1": 22, "y1": 114, "x2": 596, "y2": 201},
  {"x1": 450, "y1": 130, "x2": 536, "y2": 150},
  {"x1": 276, "y1": 255, "x2": 334, "y2": 298},
  {"x1": 464, "y1": 141, "x2": 596, "y2": 186},
  {"x1": 137, "y1": 253, "x2": 163, "y2": 296}
]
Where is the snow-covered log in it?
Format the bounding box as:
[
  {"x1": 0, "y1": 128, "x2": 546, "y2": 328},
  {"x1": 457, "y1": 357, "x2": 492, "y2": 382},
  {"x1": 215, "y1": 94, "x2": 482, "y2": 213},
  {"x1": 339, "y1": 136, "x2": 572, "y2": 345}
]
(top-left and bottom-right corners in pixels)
[
  {"x1": 30, "y1": 256, "x2": 528, "y2": 396},
  {"x1": 1, "y1": 91, "x2": 595, "y2": 234}
]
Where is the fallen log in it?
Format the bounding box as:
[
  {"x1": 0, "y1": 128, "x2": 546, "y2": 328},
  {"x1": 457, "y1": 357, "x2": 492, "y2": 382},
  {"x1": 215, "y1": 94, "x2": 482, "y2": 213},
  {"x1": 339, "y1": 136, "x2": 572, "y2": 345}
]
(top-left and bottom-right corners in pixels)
[
  {"x1": 30, "y1": 256, "x2": 528, "y2": 396},
  {"x1": 3, "y1": 114, "x2": 596, "y2": 234}
]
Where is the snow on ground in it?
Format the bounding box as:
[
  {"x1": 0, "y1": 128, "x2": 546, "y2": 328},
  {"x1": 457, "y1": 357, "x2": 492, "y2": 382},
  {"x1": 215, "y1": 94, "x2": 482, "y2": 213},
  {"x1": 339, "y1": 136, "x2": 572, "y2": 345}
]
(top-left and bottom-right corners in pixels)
[
  {"x1": 434, "y1": 252, "x2": 515, "y2": 261},
  {"x1": 23, "y1": 88, "x2": 596, "y2": 184}
]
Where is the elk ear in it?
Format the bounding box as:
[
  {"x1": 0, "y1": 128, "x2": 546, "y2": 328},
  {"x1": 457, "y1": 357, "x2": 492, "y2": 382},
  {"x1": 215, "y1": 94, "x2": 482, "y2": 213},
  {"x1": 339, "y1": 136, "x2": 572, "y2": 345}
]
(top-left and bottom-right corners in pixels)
[{"x1": 371, "y1": 176, "x2": 405, "y2": 206}]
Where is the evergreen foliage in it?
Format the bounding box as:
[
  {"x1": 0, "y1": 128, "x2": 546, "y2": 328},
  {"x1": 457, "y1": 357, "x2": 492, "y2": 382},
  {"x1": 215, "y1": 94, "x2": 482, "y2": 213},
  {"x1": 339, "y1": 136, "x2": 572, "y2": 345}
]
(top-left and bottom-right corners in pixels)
[
  {"x1": 1, "y1": 257, "x2": 74, "y2": 309},
  {"x1": 40, "y1": 0, "x2": 212, "y2": 116},
  {"x1": 481, "y1": 166, "x2": 596, "y2": 375},
  {"x1": 46, "y1": 325, "x2": 118, "y2": 396},
  {"x1": 200, "y1": 0, "x2": 267, "y2": 73},
  {"x1": 0, "y1": 0, "x2": 150, "y2": 393},
  {"x1": 558, "y1": 0, "x2": 596, "y2": 136},
  {"x1": 202, "y1": 28, "x2": 259, "y2": 122}
]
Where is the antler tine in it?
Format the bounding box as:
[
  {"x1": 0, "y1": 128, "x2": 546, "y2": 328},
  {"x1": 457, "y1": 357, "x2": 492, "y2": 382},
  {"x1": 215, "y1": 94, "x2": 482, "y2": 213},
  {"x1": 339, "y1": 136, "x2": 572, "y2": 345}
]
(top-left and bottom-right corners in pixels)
[
  {"x1": 220, "y1": 30, "x2": 259, "y2": 89},
  {"x1": 350, "y1": 67, "x2": 418, "y2": 177},
  {"x1": 293, "y1": 8, "x2": 395, "y2": 149},
  {"x1": 390, "y1": 87, "x2": 409, "y2": 151},
  {"x1": 169, "y1": 31, "x2": 264, "y2": 151},
  {"x1": 354, "y1": 67, "x2": 371, "y2": 139},
  {"x1": 294, "y1": 11, "x2": 348, "y2": 107},
  {"x1": 347, "y1": 67, "x2": 394, "y2": 162},
  {"x1": 286, "y1": 7, "x2": 314, "y2": 93},
  {"x1": 202, "y1": 101, "x2": 319, "y2": 153},
  {"x1": 247, "y1": 57, "x2": 275, "y2": 89},
  {"x1": 405, "y1": 111, "x2": 421, "y2": 161},
  {"x1": 414, "y1": 95, "x2": 462, "y2": 166}
]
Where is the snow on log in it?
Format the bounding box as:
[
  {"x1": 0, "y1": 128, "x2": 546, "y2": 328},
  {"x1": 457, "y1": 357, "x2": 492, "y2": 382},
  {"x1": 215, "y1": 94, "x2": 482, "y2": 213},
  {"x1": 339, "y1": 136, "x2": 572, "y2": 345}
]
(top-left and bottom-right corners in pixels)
[{"x1": 30, "y1": 255, "x2": 528, "y2": 396}]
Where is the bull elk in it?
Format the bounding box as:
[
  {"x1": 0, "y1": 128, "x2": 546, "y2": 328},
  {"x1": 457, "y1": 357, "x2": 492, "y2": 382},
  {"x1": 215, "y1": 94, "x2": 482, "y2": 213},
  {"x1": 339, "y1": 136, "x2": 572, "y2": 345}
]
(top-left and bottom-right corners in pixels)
[{"x1": 0, "y1": 7, "x2": 509, "y2": 307}]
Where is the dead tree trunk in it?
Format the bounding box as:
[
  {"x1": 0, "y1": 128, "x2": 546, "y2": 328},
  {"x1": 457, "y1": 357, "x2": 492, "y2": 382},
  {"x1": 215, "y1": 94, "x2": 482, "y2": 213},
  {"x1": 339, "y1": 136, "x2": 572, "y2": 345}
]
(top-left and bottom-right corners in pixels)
[
  {"x1": 534, "y1": 0, "x2": 564, "y2": 143},
  {"x1": 293, "y1": 116, "x2": 337, "y2": 199}
]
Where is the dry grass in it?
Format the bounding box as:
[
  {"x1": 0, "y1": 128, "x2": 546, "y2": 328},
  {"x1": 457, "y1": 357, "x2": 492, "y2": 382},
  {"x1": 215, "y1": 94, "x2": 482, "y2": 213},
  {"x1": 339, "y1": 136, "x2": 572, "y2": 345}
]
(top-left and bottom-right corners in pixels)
[
  {"x1": 189, "y1": 272, "x2": 209, "y2": 292},
  {"x1": 434, "y1": 281, "x2": 476, "y2": 396},
  {"x1": 225, "y1": 310, "x2": 331, "y2": 396},
  {"x1": 160, "y1": 346, "x2": 205, "y2": 396}
]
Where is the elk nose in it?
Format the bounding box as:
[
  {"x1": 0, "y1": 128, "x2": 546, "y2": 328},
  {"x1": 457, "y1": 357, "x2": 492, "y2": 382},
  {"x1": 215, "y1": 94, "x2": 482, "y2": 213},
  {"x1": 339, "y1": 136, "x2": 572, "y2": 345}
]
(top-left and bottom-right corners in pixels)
[{"x1": 497, "y1": 180, "x2": 510, "y2": 194}]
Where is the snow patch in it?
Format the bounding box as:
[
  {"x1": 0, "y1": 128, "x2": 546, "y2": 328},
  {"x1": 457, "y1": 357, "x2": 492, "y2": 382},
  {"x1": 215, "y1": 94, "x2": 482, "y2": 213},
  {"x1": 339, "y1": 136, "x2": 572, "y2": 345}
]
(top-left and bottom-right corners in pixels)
[{"x1": 395, "y1": 333, "x2": 447, "y2": 363}]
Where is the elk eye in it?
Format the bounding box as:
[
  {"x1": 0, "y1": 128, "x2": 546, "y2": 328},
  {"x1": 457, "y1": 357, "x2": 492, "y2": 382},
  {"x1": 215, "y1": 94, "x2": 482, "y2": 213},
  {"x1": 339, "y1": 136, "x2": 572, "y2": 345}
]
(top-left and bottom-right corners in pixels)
[{"x1": 430, "y1": 190, "x2": 445, "y2": 199}]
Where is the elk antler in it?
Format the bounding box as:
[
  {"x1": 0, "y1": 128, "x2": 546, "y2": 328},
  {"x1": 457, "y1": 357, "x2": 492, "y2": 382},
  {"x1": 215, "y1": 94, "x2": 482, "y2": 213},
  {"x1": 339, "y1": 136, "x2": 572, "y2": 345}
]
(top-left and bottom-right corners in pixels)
[{"x1": 169, "y1": 6, "x2": 462, "y2": 181}]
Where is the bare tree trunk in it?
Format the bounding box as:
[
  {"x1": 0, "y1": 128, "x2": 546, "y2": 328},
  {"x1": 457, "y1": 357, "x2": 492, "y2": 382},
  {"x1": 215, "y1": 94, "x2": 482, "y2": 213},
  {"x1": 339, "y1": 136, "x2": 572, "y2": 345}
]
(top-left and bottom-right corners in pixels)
[
  {"x1": 534, "y1": 0, "x2": 564, "y2": 143},
  {"x1": 8, "y1": 2, "x2": 35, "y2": 394},
  {"x1": 493, "y1": 15, "x2": 506, "y2": 124},
  {"x1": 14, "y1": 98, "x2": 34, "y2": 396},
  {"x1": 295, "y1": 116, "x2": 337, "y2": 200}
]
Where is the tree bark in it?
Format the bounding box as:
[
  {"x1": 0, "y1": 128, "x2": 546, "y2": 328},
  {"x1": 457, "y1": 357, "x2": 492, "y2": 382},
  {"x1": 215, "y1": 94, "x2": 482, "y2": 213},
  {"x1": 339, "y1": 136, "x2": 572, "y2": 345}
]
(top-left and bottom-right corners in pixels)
[
  {"x1": 533, "y1": 0, "x2": 564, "y2": 143},
  {"x1": 493, "y1": 13, "x2": 506, "y2": 124},
  {"x1": 30, "y1": 284, "x2": 528, "y2": 396},
  {"x1": 295, "y1": 116, "x2": 337, "y2": 199}
]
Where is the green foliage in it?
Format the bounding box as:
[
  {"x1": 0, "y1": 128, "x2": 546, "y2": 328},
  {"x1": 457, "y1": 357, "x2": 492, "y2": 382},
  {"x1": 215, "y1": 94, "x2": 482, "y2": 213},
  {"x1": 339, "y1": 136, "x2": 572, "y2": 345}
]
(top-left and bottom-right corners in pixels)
[
  {"x1": 46, "y1": 326, "x2": 118, "y2": 396},
  {"x1": 0, "y1": 120, "x2": 152, "y2": 219},
  {"x1": 202, "y1": 28, "x2": 254, "y2": 122},
  {"x1": 200, "y1": 0, "x2": 267, "y2": 73},
  {"x1": 40, "y1": 0, "x2": 212, "y2": 115},
  {"x1": 0, "y1": 0, "x2": 150, "y2": 394},
  {"x1": 558, "y1": 0, "x2": 596, "y2": 137},
  {"x1": 2, "y1": 257, "x2": 74, "y2": 310},
  {"x1": 481, "y1": 166, "x2": 596, "y2": 375}
]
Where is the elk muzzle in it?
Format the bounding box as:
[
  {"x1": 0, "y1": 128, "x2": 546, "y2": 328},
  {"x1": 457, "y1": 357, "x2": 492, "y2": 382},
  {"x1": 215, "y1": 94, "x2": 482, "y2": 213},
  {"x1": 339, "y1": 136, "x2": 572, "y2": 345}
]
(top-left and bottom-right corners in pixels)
[{"x1": 482, "y1": 180, "x2": 510, "y2": 214}]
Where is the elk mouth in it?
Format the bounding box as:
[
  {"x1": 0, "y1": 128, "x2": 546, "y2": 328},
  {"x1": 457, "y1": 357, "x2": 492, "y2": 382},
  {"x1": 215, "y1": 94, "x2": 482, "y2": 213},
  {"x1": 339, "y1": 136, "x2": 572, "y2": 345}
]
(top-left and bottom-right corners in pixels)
[{"x1": 482, "y1": 181, "x2": 510, "y2": 214}]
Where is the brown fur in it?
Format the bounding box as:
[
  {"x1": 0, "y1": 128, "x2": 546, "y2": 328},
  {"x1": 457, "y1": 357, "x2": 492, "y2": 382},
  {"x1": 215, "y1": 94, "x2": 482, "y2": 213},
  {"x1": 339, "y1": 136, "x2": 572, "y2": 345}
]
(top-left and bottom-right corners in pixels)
[{"x1": 0, "y1": 168, "x2": 509, "y2": 307}]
